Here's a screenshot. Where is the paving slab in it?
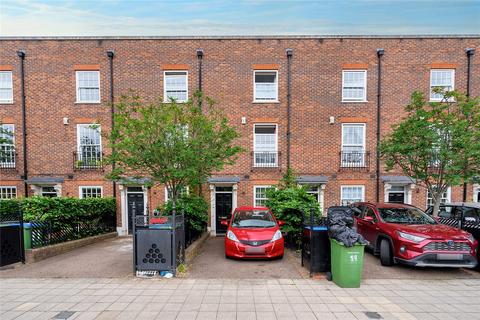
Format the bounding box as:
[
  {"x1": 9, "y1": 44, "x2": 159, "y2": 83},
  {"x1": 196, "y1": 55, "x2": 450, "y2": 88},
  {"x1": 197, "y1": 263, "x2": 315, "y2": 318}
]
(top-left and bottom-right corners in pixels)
[{"x1": 1, "y1": 278, "x2": 480, "y2": 320}]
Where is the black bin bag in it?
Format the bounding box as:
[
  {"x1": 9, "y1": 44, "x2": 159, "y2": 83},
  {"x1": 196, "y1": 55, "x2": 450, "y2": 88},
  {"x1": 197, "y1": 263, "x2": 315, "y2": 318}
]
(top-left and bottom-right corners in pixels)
[{"x1": 327, "y1": 206, "x2": 369, "y2": 247}]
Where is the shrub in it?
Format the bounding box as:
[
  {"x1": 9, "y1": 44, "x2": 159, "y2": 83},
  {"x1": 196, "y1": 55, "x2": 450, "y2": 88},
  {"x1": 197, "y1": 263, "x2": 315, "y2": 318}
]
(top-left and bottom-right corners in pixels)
[
  {"x1": 265, "y1": 169, "x2": 321, "y2": 247},
  {"x1": 160, "y1": 194, "x2": 209, "y2": 233}
]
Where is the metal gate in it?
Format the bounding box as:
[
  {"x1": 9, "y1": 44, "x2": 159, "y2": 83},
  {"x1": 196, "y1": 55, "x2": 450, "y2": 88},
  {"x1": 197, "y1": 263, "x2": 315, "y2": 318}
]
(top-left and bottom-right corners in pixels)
[{"x1": 0, "y1": 210, "x2": 25, "y2": 267}]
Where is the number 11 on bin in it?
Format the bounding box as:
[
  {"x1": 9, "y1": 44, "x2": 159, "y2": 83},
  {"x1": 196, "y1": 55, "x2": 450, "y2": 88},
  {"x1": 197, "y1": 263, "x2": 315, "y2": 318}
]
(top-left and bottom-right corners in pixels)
[{"x1": 348, "y1": 252, "x2": 359, "y2": 263}]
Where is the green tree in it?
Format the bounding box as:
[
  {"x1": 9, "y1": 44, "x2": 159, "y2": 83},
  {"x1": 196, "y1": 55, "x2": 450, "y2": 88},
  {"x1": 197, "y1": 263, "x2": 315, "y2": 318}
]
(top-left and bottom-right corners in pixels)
[
  {"x1": 380, "y1": 91, "x2": 480, "y2": 215},
  {"x1": 106, "y1": 91, "x2": 242, "y2": 209}
]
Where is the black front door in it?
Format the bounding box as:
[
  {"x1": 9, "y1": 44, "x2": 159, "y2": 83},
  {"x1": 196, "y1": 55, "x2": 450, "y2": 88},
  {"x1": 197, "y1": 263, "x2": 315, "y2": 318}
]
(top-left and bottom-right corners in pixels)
[
  {"x1": 216, "y1": 192, "x2": 232, "y2": 234},
  {"x1": 127, "y1": 193, "x2": 144, "y2": 234}
]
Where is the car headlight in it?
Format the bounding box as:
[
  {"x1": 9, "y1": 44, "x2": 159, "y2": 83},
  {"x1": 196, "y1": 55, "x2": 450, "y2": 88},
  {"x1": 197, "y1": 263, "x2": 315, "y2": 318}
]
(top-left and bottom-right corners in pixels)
[
  {"x1": 227, "y1": 230, "x2": 240, "y2": 243},
  {"x1": 271, "y1": 230, "x2": 283, "y2": 242},
  {"x1": 397, "y1": 231, "x2": 426, "y2": 243},
  {"x1": 467, "y1": 234, "x2": 476, "y2": 244}
]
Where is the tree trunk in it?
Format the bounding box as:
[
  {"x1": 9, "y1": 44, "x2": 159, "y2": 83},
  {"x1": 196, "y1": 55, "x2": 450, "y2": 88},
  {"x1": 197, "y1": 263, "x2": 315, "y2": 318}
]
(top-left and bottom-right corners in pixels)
[{"x1": 431, "y1": 189, "x2": 442, "y2": 217}]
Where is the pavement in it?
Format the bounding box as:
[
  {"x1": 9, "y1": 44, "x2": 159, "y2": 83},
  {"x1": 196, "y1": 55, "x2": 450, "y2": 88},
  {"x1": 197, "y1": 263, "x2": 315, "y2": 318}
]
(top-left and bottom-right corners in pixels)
[
  {"x1": 0, "y1": 237, "x2": 133, "y2": 278},
  {"x1": 1, "y1": 277, "x2": 480, "y2": 320}
]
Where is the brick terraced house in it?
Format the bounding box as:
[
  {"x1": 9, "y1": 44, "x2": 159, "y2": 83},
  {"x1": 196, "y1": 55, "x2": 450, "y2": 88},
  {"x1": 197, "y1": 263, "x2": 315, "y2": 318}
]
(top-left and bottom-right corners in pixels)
[{"x1": 0, "y1": 35, "x2": 479, "y2": 235}]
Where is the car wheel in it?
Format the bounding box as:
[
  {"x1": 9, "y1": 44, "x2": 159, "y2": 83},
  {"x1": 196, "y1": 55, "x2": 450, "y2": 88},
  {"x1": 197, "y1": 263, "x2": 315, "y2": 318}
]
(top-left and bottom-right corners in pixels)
[{"x1": 380, "y1": 239, "x2": 393, "y2": 266}]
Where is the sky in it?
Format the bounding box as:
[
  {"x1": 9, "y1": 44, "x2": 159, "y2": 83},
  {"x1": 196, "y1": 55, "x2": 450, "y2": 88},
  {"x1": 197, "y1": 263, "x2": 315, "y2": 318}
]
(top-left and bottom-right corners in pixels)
[{"x1": 0, "y1": 0, "x2": 479, "y2": 36}]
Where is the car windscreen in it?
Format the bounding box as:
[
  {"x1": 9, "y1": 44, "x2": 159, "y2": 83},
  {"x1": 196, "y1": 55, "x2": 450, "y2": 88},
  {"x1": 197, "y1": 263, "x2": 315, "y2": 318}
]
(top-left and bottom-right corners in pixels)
[
  {"x1": 378, "y1": 208, "x2": 436, "y2": 225},
  {"x1": 232, "y1": 210, "x2": 276, "y2": 228}
]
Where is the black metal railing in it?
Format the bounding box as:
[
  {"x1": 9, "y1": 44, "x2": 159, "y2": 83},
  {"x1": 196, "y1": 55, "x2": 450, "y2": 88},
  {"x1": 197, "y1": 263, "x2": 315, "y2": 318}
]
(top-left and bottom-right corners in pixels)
[
  {"x1": 339, "y1": 151, "x2": 370, "y2": 170},
  {"x1": 31, "y1": 219, "x2": 115, "y2": 249},
  {"x1": 252, "y1": 151, "x2": 280, "y2": 168},
  {"x1": 73, "y1": 151, "x2": 104, "y2": 170}
]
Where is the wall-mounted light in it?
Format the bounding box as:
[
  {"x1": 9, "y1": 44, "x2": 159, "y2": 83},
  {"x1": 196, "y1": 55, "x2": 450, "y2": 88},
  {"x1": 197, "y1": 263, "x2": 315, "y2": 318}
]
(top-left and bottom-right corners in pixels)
[
  {"x1": 63, "y1": 117, "x2": 69, "y2": 125},
  {"x1": 241, "y1": 116, "x2": 246, "y2": 125},
  {"x1": 329, "y1": 116, "x2": 335, "y2": 124}
]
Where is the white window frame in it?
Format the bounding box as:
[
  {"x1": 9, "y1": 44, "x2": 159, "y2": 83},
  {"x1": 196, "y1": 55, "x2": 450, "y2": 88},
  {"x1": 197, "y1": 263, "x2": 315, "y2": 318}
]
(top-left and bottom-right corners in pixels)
[
  {"x1": 165, "y1": 186, "x2": 189, "y2": 202},
  {"x1": 75, "y1": 71, "x2": 101, "y2": 103},
  {"x1": 302, "y1": 184, "x2": 325, "y2": 213},
  {"x1": 430, "y1": 69, "x2": 455, "y2": 102},
  {"x1": 79, "y1": 186, "x2": 103, "y2": 199},
  {"x1": 474, "y1": 185, "x2": 480, "y2": 203},
  {"x1": 342, "y1": 70, "x2": 367, "y2": 102},
  {"x1": 41, "y1": 186, "x2": 59, "y2": 197},
  {"x1": 163, "y1": 71, "x2": 188, "y2": 103},
  {"x1": 341, "y1": 123, "x2": 366, "y2": 167},
  {"x1": 386, "y1": 185, "x2": 406, "y2": 203},
  {"x1": 76, "y1": 124, "x2": 102, "y2": 164},
  {"x1": 253, "y1": 123, "x2": 278, "y2": 167},
  {"x1": 0, "y1": 124, "x2": 15, "y2": 167},
  {"x1": 0, "y1": 186, "x2": 17, "y2": 200},
  {"x1": 426, "y1": 186, "x2": 451, "y2": 207},
  {"x1": 0, "y1": 71, "x2": 13, "y2": 104},
  {"x1": 340, "y1": 185, "x2": 365, "y2": 205},
  {"x1": 253, "y1": 185, "x2": 274, "y2": 207},
  {"x1": 253, "y1": 70, "x2": 279, "y2": 103}
]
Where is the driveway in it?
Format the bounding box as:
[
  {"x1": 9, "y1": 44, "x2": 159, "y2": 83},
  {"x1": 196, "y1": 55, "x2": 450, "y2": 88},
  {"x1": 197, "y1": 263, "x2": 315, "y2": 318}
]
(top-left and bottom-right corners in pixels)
[
  {"x1": 362, "y1": 249, "x2": 480, "y2": 280},
  {"x1": 187, "y1": 237, "x2": 304, "y2": 279},
  {"x1": 0, "y1": 236, "x2": 133, "y2": 278}
]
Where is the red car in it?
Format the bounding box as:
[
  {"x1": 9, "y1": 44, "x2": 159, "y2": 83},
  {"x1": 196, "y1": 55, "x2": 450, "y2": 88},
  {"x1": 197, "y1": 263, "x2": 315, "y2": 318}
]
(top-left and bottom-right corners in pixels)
[
  {"x1": 222, "y1": 206, "x2": 284, "y2": 259},
  {"x1": 351, "y1": 202, "x2": 478, "y2": 268}
]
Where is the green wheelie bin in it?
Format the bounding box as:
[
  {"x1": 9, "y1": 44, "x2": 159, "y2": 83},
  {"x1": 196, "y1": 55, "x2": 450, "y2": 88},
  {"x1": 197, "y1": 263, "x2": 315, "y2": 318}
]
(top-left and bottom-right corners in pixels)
[{"x1": 330, "y1": 238, "x2": 366, "y2": 288}]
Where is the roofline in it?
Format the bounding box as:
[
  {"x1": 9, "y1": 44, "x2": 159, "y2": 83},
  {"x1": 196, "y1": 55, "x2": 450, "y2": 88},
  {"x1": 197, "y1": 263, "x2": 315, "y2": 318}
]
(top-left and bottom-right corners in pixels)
[{"x1": 0, "y1": 34, "x2": 479, "y2": 41}]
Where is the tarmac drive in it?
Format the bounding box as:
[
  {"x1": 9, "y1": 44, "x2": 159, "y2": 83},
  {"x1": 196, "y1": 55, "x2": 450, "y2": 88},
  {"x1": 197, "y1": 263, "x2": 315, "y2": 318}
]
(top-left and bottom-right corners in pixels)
[
  {"x1": 187, "y1": 237, "x2": 304, "y2": 279},
  {"x1": 0, "y1": 236, "x2": 133, "y2": 278}
]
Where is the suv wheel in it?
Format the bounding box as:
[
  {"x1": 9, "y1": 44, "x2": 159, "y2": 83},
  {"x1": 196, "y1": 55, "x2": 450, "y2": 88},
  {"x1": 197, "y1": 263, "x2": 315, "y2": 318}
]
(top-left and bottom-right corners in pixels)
[{"x1": 380, "y1": 239, "x2": 393, "y2": 266}]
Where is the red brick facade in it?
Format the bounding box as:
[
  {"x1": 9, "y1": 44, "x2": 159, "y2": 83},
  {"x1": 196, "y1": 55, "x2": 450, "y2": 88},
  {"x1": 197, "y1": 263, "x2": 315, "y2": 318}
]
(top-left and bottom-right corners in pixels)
[{"x1": 0, "y1": 36, "x2": 479, "y2": 234}]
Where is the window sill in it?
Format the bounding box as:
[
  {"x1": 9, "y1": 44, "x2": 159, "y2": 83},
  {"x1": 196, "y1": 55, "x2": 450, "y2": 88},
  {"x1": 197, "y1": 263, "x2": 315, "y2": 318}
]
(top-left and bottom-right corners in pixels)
[
  {"x1": 163, "y1": 101, "x2": 188, "y2": 104},
  {"x1": 341, "y1": 100, "x2": 368, "y2": 103},
  {"x1": 252, "y1": 100, "x2": 280, "y2": 104},
  {"x1": 0, "y1": 101, "x2": 14, "y2": 105},
  {"x1": 75, "y1": 101, "x2": 101, "y2": 104},
  {"x1": 429, "y1": 99, "x2": 455, "y2": 103}
]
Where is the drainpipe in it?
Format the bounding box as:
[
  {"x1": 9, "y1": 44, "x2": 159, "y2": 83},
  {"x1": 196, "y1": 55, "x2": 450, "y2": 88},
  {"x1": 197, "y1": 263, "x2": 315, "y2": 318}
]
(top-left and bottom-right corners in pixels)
[
  {"x1": 17, "y1": 50, "x2": 28, "y2": 197},
  {"x1": 196, "y1": 49, "x2": 204, "y2": 111},
  {"x1": 196, "y1": 49, "x2": 204, "y2": 92},
  {"x1": 107, "y1": 50, "x2": 117, "y2": 199},
  {"x1": 463, "y1": 48, "x2": 475, "y2": 201},
  {"x1": 376, "y1": 48, "x2": 385, "y2": 203},
  {"x1": 286, "y1": 49, "x2": 293, "y2": 170}
]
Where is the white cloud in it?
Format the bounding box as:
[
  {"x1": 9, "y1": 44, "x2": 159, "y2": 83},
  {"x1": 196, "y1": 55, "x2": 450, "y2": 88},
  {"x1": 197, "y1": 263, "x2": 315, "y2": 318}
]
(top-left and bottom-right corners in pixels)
[{"x1": 0, "y1": 0, "x2": 477, "y2": 36}]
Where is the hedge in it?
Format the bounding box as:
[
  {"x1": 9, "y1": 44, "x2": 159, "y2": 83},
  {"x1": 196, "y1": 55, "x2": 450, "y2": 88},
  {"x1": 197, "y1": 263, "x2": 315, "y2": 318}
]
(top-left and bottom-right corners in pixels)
[{"x1": 0, "y1": 196, "x2": 116, "y2": 227}]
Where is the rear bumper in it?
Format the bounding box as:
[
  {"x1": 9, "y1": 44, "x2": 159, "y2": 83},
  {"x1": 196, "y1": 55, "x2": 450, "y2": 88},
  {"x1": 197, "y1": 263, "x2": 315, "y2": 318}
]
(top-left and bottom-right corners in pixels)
[
  {"x1": 394, "y1": 253, "x2": 478, "y2": 268},
  {"x1": 225, "y1": 238, "x2": 284, "y2": 259}
]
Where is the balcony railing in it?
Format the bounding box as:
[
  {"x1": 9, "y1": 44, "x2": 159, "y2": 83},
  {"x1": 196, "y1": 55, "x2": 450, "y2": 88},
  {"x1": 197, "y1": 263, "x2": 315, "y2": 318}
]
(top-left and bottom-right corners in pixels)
[
  {"x1": 0, "y1": 151, "x2": 16, "y2": 170},
  {"x1": 339, "y1": 151, "x2": 370, "y2": 171},
  {"x1": 73, "y1": 151, "x2": 104, "y2": 170},
  {"x1": 252, "y1": 151, "x2": 279, "y2": 168}
]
